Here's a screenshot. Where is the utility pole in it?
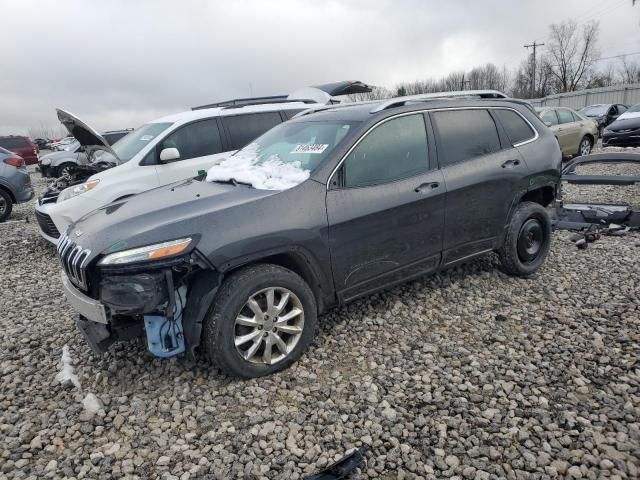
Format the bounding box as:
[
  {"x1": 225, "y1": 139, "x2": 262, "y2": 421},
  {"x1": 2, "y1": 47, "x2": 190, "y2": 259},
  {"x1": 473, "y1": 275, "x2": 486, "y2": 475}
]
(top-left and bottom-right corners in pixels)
[
  {"x1": 459, "y1": 74, "x2": 471, "y2": 91},
  {"x1": 524, "y1": 41, "x2": 544, "y2": 99}
]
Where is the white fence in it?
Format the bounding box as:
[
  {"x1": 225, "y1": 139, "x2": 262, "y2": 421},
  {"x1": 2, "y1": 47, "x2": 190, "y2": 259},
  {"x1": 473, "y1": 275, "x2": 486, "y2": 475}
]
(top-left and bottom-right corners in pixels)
[{"x1": 529, "y1": 83, "x2": 640, "y2": 109}]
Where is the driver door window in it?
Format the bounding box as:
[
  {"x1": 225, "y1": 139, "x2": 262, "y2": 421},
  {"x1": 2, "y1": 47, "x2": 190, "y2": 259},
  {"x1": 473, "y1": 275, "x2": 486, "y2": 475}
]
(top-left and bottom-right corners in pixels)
[
  {"x1": 342, "y1": 114, "x2": 428, "y2": 187},
  {"x1": 158, "y1": 119, "x2": 223, "y2": 162}
]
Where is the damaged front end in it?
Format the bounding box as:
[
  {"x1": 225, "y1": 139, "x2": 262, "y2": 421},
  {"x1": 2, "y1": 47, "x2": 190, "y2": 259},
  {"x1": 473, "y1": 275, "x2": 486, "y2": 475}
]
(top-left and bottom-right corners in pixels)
[
  {"x1": 550, "y1": 152, "x2": 640, "y2": 236},
  {"x1": 60, "y1": 234, "x2": 221, "y2": 360}
]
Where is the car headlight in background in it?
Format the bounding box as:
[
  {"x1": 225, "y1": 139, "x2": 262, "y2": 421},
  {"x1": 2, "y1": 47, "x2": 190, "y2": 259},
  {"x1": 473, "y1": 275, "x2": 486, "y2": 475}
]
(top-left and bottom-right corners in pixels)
[
  {"x1": 98, "y1": 238, "x2": 193, "y2": 265},
  {"x1": 56, "y1": 179, "x2": 100, "y2": 203},
  {"x1": 40, "y1": 158, "x2": 52, "y2": 165}
]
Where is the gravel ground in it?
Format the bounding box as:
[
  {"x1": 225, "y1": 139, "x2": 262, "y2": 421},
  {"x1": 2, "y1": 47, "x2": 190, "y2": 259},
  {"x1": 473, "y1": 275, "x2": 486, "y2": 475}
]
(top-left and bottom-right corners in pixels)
[{"x1": 0, "y1": 147, "x2": 638, "y2": 480}]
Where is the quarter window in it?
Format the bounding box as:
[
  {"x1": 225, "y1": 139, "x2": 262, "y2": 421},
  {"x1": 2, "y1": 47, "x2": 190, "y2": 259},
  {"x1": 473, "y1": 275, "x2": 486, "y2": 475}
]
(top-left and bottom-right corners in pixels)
[
  {"x1": 224, "y1": 112, "x2": 284, "y2": 150},
  {"x1": 432, "y1": 109, "x2": 501, "y2": 166},
  {"x1": 343, "y1": 114, "x2": 428, "y2": 188},
  {"x1": 158, "y1": 119, "x2": 222, "y2": 161},
  {"x1": 556, "y1": 109, "x2": 574, "y2": 124},
  {"x1": 493, "y1": 109, "x2": 535, "y2": 145}
]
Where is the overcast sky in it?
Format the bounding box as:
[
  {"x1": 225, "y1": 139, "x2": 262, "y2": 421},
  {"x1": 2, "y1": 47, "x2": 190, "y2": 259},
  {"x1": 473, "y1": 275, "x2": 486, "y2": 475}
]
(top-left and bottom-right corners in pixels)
[{"x1": 1, "y1": 0, "x2": 639, "y2": 135}]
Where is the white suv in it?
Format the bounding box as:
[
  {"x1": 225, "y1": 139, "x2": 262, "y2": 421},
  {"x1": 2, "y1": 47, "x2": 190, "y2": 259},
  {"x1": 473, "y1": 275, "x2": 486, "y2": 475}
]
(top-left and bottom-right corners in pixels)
[{"x1": 35, "y1": 97, "x2": 328, "y2": 243}]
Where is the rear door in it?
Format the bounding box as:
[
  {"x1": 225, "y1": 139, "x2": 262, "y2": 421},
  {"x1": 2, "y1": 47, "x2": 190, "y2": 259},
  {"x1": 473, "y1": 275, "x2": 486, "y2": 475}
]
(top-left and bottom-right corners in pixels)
[
  {"x1": 326, "y1": 113, "x2": 445, "y2": 301},
  {"x1": 221, "y1": 112, "x2": 285, "y2": 150},
  {"x1": 431, "y1": 108, "x2": 528, "y2": 265},
  {"x1": 154, "y1": 117, "x2": 227, "y2": 184},
  {"x1": 556, "y1": 109, "x2": 581, "y2": 153}
]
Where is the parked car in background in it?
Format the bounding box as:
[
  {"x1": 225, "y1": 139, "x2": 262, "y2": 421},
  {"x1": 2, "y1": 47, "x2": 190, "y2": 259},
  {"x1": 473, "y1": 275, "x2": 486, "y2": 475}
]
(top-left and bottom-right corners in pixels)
[
  {"x1": 578, "y1": 104, "x2": 628, "y2": 135},
  {"x1": 57, "y1": 95, "x2": 561, "y2": 377},
  {"x1": 0, "y1": 147, "x2": 34, "y2": 222},
  {"x1": 51, "y1": 136, "x2": 77, "y2": 151},
  {"x1": 33, "y1": 138, "x2": 50, "y2": 150},
  {"x1": 602, "y1": 103, "x2": 640, "y2": 147},
  {"x1": 536, "y1": 106, "x2": 598, "y2": 157},
  {"x1": 0, "y1": 135, "x2": 39, "y2": 165},
  {"x1": 35, "y1": 81, "x2": 373, "y2": 243}
]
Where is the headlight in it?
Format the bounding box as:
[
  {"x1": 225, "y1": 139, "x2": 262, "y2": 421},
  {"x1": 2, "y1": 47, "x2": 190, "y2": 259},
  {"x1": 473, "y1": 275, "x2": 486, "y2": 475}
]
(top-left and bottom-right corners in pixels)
[
  {"x1": 40, "y1": 158, "x2": 52, "y2": 165},
  {"x1": 57, "y1": 179, "x2": 100, "y2": 203},
  {"x1": 603, "y1": 128, "x2": 611, "y2": 134},
  {"x1": 98, "y1": 238, "x2": 193, "y2": 265}
]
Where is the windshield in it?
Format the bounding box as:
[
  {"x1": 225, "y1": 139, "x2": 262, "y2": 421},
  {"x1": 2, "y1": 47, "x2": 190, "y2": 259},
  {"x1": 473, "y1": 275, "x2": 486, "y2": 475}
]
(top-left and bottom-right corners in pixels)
[
  {"x1": 580, "y1": 105, "x2": 607, "y2": 116},
  {"x1": 206, "y1": 120, "x2": 355, "y2": 190},
  {"x1": 110, "y1": 122, "x2": 172, "y2": 162}
]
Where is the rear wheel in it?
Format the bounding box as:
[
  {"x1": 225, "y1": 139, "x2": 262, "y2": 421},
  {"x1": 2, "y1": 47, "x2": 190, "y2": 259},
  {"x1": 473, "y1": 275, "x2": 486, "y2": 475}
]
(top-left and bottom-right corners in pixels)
[
  {"x1": 498, "y1": 201, "x2": 552, "y2": 277},
  {"x1": 203, "y1": 264, "x2": 317, "y2": 378},
  {"x1": 577, "y1": 136, "x2": 592, "y2": 157},
  {"x1": 0, "y1": 189, "x2": 13, "y2": 222}
]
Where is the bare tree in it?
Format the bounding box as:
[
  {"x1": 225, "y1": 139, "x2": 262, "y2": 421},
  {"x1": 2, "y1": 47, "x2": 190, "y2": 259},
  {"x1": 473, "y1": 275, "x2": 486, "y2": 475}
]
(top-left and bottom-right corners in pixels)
[
  {"x1": 511, "y1": 57, "x2": 553, "y2": 98},
  {"x1": 546, "y1": 19, "x2": 600, "y2": 93},
  {"x1": 619, "y1": 56, "x2": 640, "y2": 83}
]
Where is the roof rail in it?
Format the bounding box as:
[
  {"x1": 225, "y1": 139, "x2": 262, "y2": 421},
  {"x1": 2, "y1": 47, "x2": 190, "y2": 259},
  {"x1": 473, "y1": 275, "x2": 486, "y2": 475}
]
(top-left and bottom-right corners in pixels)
[
  {"x1": 291, "y1": 100, "x2": 379, "y2": 119},
  {"x1": 369, "y1": 90, "x2": 509, "y2": 114},
  {"x1": 192, "y1": 95, "x2": 289, "y2": 110},
  {"x1": 219, "y1": 98, "x2": 318, "y2": 110}
]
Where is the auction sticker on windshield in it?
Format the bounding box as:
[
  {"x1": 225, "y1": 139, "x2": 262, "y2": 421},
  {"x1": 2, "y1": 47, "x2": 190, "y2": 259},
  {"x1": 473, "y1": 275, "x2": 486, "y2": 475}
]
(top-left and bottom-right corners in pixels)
[{"x1": 291, "y1": 144, "x2": 328, "y2": 154}]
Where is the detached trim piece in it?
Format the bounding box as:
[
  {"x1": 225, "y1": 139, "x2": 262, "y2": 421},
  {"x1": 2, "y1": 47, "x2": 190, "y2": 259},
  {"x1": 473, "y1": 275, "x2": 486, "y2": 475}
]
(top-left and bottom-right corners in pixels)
[{"x1": 551, "y1": 152, "x2": 640, "y2": 230}]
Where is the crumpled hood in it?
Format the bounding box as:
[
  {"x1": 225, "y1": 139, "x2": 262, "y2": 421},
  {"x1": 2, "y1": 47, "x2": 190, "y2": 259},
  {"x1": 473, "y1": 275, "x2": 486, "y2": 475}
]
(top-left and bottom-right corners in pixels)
[
  {"x1": 40, "y1": 150, "x2": 80, "y2": 162},
  {"x1": 69, "y1": 179, "x2": 278, "y2": 261}
]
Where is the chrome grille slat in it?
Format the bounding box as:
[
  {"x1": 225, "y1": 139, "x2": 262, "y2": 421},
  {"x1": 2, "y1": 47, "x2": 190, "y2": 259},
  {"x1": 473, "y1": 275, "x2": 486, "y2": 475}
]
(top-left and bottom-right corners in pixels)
[{"x1": 56, "y1": 233, "x2": 92, "y2": 291}]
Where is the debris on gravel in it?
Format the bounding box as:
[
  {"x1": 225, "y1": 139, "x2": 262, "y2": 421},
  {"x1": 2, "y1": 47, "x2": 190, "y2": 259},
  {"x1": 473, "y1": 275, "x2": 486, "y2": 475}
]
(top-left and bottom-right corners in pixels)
[{"x1": 1, "y1": 147, "x2": 638, "y2": 479}]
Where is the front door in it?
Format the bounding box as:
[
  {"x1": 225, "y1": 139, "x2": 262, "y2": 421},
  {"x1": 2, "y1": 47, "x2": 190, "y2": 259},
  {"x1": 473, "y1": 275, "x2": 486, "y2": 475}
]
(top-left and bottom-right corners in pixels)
[
  {"x1": 155, "y1": 118, "x2": 229, "y2": 185},
  {"x1": 326, "y1": 113, "x2": 445, "y2": 301},
  {"x1": 430, "y1": 108, "x2": 528, "y2": 264}
]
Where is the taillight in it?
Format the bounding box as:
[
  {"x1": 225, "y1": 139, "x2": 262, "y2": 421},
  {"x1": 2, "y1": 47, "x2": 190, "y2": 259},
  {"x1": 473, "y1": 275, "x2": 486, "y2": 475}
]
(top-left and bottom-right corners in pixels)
[{"x1": 3, "y1": 157, "x2": 25, "y2": 168}]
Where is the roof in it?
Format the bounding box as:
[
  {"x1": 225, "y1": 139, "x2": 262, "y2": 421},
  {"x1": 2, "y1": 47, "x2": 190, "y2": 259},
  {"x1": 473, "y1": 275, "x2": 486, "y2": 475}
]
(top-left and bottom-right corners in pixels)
[
  {"x1": 291, "y1": 97, "x2": 533, "y2": 123},
  {"x1": 150, "y1": 101, "x2": 314, "y2": 125}
]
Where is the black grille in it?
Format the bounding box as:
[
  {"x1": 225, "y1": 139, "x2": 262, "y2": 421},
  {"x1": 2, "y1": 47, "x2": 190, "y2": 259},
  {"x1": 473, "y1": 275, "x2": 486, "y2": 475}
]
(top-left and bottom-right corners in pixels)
[
  {"x1": 57, "y1": 234, "x2": 92, "y2": 290},
  {"x1": 35, "y1": 210, "x2": 61, "y2": 238}
]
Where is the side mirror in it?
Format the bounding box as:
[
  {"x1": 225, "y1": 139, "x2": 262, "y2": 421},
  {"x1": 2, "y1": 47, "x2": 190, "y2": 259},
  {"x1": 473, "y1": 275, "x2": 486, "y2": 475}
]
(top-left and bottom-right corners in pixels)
[
  {"x1": 545, "y1": 121, "x2": 553, "y2": 127},
  {"x1": 159, "y1": 147, "x2": 180, "y2": 163}
]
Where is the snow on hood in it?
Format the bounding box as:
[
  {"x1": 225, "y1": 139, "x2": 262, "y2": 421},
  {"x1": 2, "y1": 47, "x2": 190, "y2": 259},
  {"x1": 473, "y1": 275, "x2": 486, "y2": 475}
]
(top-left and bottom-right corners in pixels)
[{"x1": 206, "y1": 144, "x2": 310, "y2": 190}]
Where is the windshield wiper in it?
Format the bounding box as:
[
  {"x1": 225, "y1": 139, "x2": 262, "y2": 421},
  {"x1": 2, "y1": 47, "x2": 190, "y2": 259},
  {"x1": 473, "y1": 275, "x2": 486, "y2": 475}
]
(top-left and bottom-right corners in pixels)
[{"x1": 210, "y1": 178, "x2": 254, "y2": 188}]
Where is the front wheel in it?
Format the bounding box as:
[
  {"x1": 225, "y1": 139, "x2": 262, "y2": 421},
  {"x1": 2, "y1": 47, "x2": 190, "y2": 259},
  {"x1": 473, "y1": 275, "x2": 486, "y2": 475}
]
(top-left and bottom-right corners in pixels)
[
  {"x1": 203, "y1": 264, "x2": 317, "y2": 378},
  {"x1": 498, "y1": 201, "x2": 552, "y2": 277},
  {"x1": 57, "y1": 163, "x2": 76, "y2": 178},
  {"x1": 577, "y1": 136, "x2": 592, "y2": 157}
]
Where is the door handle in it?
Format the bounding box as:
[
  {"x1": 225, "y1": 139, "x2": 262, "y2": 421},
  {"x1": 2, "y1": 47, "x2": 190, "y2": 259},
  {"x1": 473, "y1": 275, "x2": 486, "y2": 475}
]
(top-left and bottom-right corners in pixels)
[
  {"x1": 414, "y1": 182, "x2": 440, "y2": 193},
  {"x1": 501, "y1": 159, "x2": 521, "y2": 168}
]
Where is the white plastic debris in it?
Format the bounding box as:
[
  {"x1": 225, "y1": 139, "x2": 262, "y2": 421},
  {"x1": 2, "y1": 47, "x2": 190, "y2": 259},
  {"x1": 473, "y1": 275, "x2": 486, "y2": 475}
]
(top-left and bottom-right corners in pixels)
[
  {"x1": 55, "y1": 345, "x2": 81, "y2": 389},
  {"x1": 82, "y1": 393, "x2": 103, "y2": 415},
  {"x1": 206, "y1": 144, "x2": 310, "y2": 190}
]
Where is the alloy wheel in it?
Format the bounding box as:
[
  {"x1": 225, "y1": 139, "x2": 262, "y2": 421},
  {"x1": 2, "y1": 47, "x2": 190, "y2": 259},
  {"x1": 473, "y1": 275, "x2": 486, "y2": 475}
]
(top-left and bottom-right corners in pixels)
[
  {"x1": 0, "y1": 196, "x2": 6, "y2": 216},
  {"x1": 580, "y1": 138, "x2": 591, "y2": 156},
  {"x1": 233, "y1": 287, "x2": 305, "y2": 365}
]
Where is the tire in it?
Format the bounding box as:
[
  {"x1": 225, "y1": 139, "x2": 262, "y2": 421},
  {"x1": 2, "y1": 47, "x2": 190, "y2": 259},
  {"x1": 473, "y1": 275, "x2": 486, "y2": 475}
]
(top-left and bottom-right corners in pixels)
[
  {"x1": 57, "y1": 163, "x2": 76, "y2": 178},
  {"x1": 0, "y1": 188, "x2": 13, "y2": 223},
  {"x1": 577, "y1": 135, "x2": 592, "y2": 157},
  {"x1": 203, "y1": 264, "x2": 317, "y2": 378},
  {"x1": 498, "y1": 201, "x2": 552, "y2": 277}
]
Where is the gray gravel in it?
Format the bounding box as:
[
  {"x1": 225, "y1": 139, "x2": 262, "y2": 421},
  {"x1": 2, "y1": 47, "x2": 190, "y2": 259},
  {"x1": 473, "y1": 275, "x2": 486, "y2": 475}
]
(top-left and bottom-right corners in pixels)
[{"x1": 1, "y1": 147, "x2": 638, "y2": 479}]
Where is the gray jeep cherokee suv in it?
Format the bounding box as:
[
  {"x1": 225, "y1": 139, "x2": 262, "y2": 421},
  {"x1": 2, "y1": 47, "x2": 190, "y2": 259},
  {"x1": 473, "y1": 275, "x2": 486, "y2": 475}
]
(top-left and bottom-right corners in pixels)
[{"x1": 58, "y1": 97, "x2": 561, "y2": 378}]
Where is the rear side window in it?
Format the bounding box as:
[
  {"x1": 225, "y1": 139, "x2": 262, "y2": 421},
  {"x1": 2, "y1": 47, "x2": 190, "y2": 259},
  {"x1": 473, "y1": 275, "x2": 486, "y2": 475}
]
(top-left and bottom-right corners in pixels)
[
  {"x1": 283, "y1": 109, "x2": 305, "y2": 119},
  {"x1": 344, "y1": 114, "x2": 428, "y2": 188},
  {"x1": 571, "y1": 112, "x2": 583, "y2": 122},
  {"x1": 0, "y1": 137, "x2": 28, "y2": 148},
  {"x1": 432, "y1": 109, "x2": 501, "y2": 167},
  {"x1": 224, "y1": 112, "x2": 283, "y2": 150},
  {"x1": 556, "y1": 110, "x2": 574, "y2": 124},
  {"x1": 541, "y1": 110, "x2": 559, "y2": 125},
  {"x1": 493, "y1": 109, "x2": 535, "y2": 145},
  {"x1": 159, "y1": 118, "x2": 223, "y2": 161}
]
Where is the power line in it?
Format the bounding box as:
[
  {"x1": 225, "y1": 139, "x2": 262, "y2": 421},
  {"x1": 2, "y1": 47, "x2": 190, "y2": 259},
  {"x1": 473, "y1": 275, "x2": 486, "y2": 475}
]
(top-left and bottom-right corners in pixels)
[
  {"x1": 524, "y1": 41, "x2": 544, "y2": 98},
  {"x1": 594, "y1": 51, "x2": 640, "y2": 62}
]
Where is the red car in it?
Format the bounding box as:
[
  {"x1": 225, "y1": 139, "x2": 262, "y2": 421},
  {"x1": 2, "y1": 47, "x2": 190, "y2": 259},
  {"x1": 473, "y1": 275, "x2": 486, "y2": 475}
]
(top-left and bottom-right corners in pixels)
[{"x1": 0, "y1": 136, "x2": 38, "y2": 165}]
